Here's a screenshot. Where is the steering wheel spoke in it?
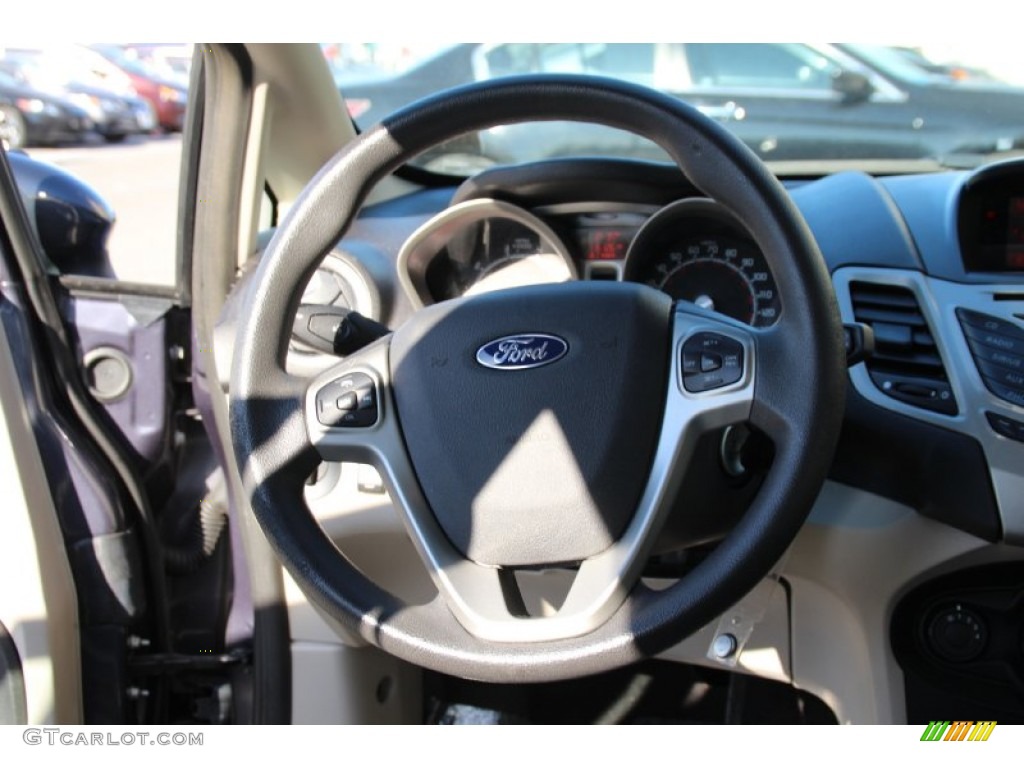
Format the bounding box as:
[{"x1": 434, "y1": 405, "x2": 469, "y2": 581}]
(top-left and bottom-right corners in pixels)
[{"x1": 745, "y1": 319, "x2": 821, "y2": 447}]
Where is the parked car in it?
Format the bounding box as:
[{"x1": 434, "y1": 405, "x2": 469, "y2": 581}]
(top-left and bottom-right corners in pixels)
[
  {"x1": 0, "y1": 47, "x2": 154, "y2": 143},
  {"x1": 887, "y1": 46, "x2": 1001, "y2": 84},
  {"x1": 340, "y1": 43, "x2": 1024, "y2": 171},
  {"x1": 92, "y1": 45, "x2": 188, "y2": 132},
  {"x1": 0, "y1": 71, "x2": 93, "y2": 149},
  {"x1": 4, "y1": 43, "x2": 1024, "y2": 734}
]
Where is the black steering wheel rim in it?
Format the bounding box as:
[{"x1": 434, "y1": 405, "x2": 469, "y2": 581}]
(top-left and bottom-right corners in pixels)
[{"x1": 230, "y1": 75, "x2": 846, "y2": 682}]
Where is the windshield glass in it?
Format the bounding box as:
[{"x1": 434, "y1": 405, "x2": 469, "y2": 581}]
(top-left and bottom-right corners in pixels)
[{"x1": 326, "y1": 42, "x2": 1024, "y2": 175}]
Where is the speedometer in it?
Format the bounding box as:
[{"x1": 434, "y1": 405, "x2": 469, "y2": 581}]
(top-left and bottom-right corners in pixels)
[{"x1": 624, "y1": 199, "x2": 781, "y2": 327}]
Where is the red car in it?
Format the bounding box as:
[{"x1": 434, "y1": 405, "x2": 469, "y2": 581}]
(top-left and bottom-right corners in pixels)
[{"x1": 93, "y1": 46, "x2": 188, "y2": 132}]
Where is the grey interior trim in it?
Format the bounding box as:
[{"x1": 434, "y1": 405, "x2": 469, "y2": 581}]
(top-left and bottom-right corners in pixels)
[
  {"x1": 58, "y1": 275, "x2": 180, "y2": 301},
  {"x1": 396, "y1": 198, "x2": 576, "y2": 309},
  {"x1": 190, "y1": 43, "x2": 292, "y2": 724},
  {"x1": 833, "y1": 267, "x2": 1024, "y2": 543},
  {"x1": 532, "y1": 201, "x2": 662, "y2": 216}
]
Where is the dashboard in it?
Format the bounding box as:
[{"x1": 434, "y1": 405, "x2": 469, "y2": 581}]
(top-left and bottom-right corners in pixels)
[
  {"x1": 214, "y1": 148, "x2": 1024, "y2": 729},
  {"x1": 233, "y1": 154, "x2": 1024, "y2": 724},
  {"x1": 284, "y1": 157, "x2": 1024, "y2": 526},
  {"x1": 277, "y1": 156, "x2": 1024, "y2": 541}
]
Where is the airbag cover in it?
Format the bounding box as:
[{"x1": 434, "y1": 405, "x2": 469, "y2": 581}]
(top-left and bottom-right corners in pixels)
[{"x1": 390, "y1": 282, "x2": 670, "y2": 566}]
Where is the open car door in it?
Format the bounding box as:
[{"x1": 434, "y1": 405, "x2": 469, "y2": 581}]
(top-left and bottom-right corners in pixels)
[{"x1": 0, "y1": 54, "x2": 269, "y2": 725}]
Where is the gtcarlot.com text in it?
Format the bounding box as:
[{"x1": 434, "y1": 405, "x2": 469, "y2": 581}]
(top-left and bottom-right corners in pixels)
[{"x1": 23, "y1": 729, "x2": 203, "y2": 747}]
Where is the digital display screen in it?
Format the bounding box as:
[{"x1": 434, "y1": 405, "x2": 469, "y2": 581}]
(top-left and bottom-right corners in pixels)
[
  {"x1": 1008, "y1": 196, "x2": 1024, "y2": 268},
  {"x1": 963, "y1": 191, "x2": 1024, "y2": 272},
  {"x1": 581, "y1": 228, "x2": 634, "y2": 261}
]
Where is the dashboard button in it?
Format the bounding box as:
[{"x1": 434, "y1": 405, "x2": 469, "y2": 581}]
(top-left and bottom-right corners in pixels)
[
  {"x1": 985, "y1": 380, "x2": 1024, "y2": 408},
  {"x1": 868, "y1": 370, "x2": 958, "y2": 415},
  {"x1": 961, "y1": 322, "x2": 1024, "y2": 357},
  {"x1": 968, "y1": 342, "x2": 1024, "y2": 372},
  {"x1": 979, "y1": 364, "x2": 1024, "y2": 392},
  {"x1": 985, "y1": 412, "x2": 1024, "y2": 443},
  {"x1": 956, "y1": 308, "x2": 1024, "y2": 342}
]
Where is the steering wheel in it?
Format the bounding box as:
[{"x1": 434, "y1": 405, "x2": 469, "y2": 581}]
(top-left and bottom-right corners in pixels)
[{"x1": 230, "y1": 75, "x2": 846, "y2": 682}]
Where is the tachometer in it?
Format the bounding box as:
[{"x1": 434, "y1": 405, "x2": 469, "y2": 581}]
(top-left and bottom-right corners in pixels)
[{"x1": 624, "y1": 199, "x2": 781, "y2": 327}]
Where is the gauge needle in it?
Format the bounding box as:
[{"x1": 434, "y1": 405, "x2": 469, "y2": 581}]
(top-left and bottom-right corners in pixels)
[{"x1": 694, "y1": 294, "x2": 716, "y2": 311}]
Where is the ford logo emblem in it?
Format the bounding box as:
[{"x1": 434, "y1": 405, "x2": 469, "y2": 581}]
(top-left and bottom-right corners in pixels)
[{"x1": 475, "y1": 334, "x2": 568, "y2": 371}]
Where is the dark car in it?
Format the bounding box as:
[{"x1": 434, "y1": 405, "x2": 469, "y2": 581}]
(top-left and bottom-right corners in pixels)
[
  {"x1": 0, "y1": 48, "x2": 155, "y2": 143},
  {"x1": 340, "y1": 43, "x2": 1024, "y2": 170},
  {"x1": 92, "y1": 45, "x2": 188, "y2": 132},
  {"x1": 885, "y1": 46, "x2": 1000, "y2": 84},
  {"x1": 0, "y1": 71, "x2": 93, "y2": 150}
]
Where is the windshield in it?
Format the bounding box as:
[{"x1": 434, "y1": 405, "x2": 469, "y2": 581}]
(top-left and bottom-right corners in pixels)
[{"x1": 326, "y1": 42, "x2": 1024, "y2": 175}]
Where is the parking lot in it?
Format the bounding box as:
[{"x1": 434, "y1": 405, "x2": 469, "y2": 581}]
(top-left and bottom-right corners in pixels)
[{"x1": 28, "y1": 134, "x2": 183, "y2": 287}]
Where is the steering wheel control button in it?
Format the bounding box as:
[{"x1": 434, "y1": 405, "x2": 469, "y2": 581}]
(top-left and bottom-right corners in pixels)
[
  {"x1": 701, "y1": 353, "x2": 723, "y2": 372},
  {"x1": 316, "y1": 372, "x2": 378, "y2": 428},
  {"x1": 356, "y1": 386, "x2": 376, "y2": 410},
  {"x1": 682, "y1": 333, "x2": 744, "y2": 393},
  {"x1": 985, "y1": 411, "x2": 1024, "y2": 443}
]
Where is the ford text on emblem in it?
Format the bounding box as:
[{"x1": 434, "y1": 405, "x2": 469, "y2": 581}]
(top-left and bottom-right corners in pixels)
[{"x1": 475, "y1": 334, "x2": 568, "y2": 370}]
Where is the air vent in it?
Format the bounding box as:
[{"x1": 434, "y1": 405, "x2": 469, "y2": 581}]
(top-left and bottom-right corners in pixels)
[{"x1": 850, "y1": 281, "x2": 957, "y2": 415}]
